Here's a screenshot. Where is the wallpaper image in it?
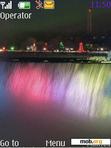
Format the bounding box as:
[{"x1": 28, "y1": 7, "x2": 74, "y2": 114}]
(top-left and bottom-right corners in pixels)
[{"x1": 0, "y1": 63, "x2": 111, "y2": 146}]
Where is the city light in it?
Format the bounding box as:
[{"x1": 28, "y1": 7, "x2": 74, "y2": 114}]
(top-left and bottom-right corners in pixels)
[
  {"x1": 43, "y1": 47, "x2": 47, "y2": 51},
  {"x1": 10, "y1": 46, "x2": 15, "y2": 51},
  {"x1": 0, "y1": 48, "x2": 3, "y2": 52},
  {"x1": 2, "y1": 47, "x2": 6, "y2": 51},
  {"x1": 78, "y1": 42, "x2": 85, "y2": 52}
]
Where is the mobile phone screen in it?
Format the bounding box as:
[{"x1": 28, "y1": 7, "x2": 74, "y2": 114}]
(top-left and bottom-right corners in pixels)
[{"x1": 0, "y1": 0, "x2": 111, "y2": 147}]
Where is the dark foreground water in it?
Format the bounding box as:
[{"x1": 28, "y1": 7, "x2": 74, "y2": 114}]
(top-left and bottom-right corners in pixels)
[{"x1": 0, "y1": 62, "x2": 111, "y2": 146}]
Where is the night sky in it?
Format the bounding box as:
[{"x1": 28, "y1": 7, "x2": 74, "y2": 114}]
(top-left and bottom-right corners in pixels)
[{"x1": 0, "y1": 0, "x2": 111, "y2": 43}]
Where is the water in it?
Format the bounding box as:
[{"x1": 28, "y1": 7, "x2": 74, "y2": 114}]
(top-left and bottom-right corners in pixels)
[{"x1": 0, "y1": 62, "x2": 111, "y2": 146}]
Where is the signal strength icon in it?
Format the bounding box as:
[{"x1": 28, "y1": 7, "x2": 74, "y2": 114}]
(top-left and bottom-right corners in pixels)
[
  {"x1": 0, "y1": 1, "x2": 12, "y2": 9},
  {"x1": 5, "y1": 1, "x2": 12, "y2": 9}
]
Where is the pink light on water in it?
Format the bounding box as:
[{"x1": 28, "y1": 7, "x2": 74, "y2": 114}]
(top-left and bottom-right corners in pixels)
[{"x1": 8, "y1": 64, "x2": 51, "y2": 103}]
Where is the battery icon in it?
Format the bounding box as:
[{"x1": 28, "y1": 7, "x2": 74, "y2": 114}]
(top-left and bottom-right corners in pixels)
[{"x1": 18, "y1": 2, "x2": 31, "y2": 9}]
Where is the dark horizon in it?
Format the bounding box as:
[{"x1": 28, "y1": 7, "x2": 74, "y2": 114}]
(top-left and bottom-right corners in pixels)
[{"x1": 0, "y1": 0, "x2": 111, "y2": 44}]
